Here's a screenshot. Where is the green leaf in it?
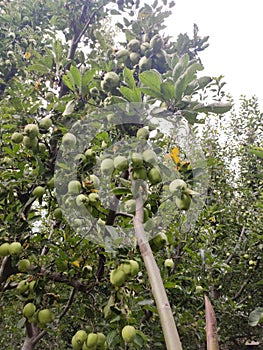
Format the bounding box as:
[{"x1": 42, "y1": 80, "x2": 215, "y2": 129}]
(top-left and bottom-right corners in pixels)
[
  {"x1": 139, "y1": 70, "x2": 162, "y2": 92},
  {"x1": 160, "y1": 81, "x2": 175, "y2": 100},
  {"x1": 70, "y1": 65, "x2": 81, "y2": 89},
  {"x1": 62, "y1": 74, "x2": 75, "y2": 92},
  {"x1": 248, "y1": 307, "x2": 263, "y2": 326},
  {"x1": 123, "y1": 67, "x2": 136, "y2": 89},
  {"x1": 249, "y1": 146, "x2": 263, "y2": 159},
  {"x1": 119, "y1": 86, "x2": 142, "y2": 102},
  {"x1": 139, "y1": 87, "x2": 164, "y2": 100},
  {"x1": 193, "y1": 102, "x2": 232, "y2": 114},
  {"x1": 28, "y1": 64, "x2": 50, "y2": 74},
  {"x1": 110, "y1": 187, "x2": 132, "y2": 195}
]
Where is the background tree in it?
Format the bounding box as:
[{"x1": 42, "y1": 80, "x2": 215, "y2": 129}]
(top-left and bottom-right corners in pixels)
[{"x1": 0, "y1": 0, "x2": 261, "y2": 350}]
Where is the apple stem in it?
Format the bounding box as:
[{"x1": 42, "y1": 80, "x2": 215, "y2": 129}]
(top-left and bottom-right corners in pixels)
[{"x1": 133, "y1": 189, "x2": 182, "y2": 350}]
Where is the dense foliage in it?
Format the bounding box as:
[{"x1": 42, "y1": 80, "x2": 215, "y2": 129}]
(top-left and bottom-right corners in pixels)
[{"x1": 0, "y1": 0, "x2": 262, "y2": 349}]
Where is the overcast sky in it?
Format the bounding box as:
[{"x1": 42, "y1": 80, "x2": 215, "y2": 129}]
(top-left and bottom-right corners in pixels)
[{"x1": 165, "y1": 0, "x2": 263, "y2": 110}]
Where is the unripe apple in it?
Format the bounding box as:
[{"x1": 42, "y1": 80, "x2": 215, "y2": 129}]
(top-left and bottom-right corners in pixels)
[
  {"x1": 169, "y1": 179, "x2": 187, "y2": 195},
  {"x1": 137, "y1": 127, "x2": 149, "y2": 140},
  {"x1": 127, "y1": 39, "x2": 140, "y2": 52},
  {"x1": 124, "y1": 199, "x2": 136, "y2": 213},
  {"x1": 149, "y1": 231, "x2": 167, "y2": 251},
  {"x1": 195, "y1": 285, "x2": 204, "y2": 294},
  {"x1": 122, "y1": 325, "x2": 136, "y2": 343},
  {"x1": 38, "y1": 309, "x2": 54, "y2": 324},
  {"x1": 0, "y1": 243, "x2": 10, "y2": 257},
  {"x1": 24, "y1": 124, "x2": 39, "y2": 139},
  {"x1": 131, "y1": 152, "x2": 144, "y2": 168},
  {"x1": 164, "y1": 258, "x2": 174, "y2": 269},
  {"x1": 9, "y1": 242, "x2": 22, "y2": 255},
  {"x1": 89, "y1": 86, "x2": 99, "y2": 98},
  {"x1": 97, "y1": 332, "x2": 106, "y2": 346},
  {"x1": 76, "y1": 194, "x2": 89, "y2": 206},
  {"x1": 67, "y1": 180, "x2": 81, "y2": 194},
  {"x1": 74, "y1": 330, "x2": 88, "y2": 345},
  {"x1": 53, "y1": 207, "x2": 63, "y2": 220},
  {"x1": 103, "y1": 72, "x2": 119, "y2": 89},
  {"x1": 23, "y1": 303, "x2": 36, "y2": 318},
  {"x1": 129, "y1": 260, "x2": 139, "y2": 276},
  {"x1": 11, "y1": 132, "x2": 23, "y2": 144},
  {"x1": 148, "y1": 166, "x2": 162, "y2": 185},
  {"x1": 114, "y1": 155, "x2": 128, "y2": 171},
  {"x1": 71, "y1": 335, "x2": 82, "y2": 350},
  {"x1": 116, "y1": 49, "x2": 129, "y2": 60},
  {"x1": 39, "y1": 116, "x2": 52, "y2": 130},
  {"x1": 47, "y1": 177, "x2": 54, "y2": 189},
  {"x1": 88, "y1": 192, "x2": 99, "y2": 204},
  {"x1": 23, "y1": 136, "x2": 38, "y2": 149},
  {"x1": 87, "y1": 333, "x2": 98, "y2": 347},
  {"x1": 142, "y1": 149, "x2": 158, "y2": 165},
  {"x1": 101, "y1": 158, "x2": 115, "y2": 175},
  {"x1": 38, "y1": 143, "x2": 46, "y2": 153},
  {"x1": 139, "y1": 56, "x2": 151, "y2": 71},
  {"x1": 62, "y1": 132, "x2": 76, "y2": 148},
  {"x1": 150, "y1": 34, "x2": 163, "y2": 52},
  {"x1": 132, "y1": 167, "x2": 147, "y2": 180},
  {"x1": 129, "y1": 52, "x2": 140, "y2": 65},
  {"x1": 17, "y1": 280, "x2": 29, "y2": 294},
  {"x1": 18, "y1": 259, "x2": 31, "y2": 272},
  {"x1": 33, "y1": 186, "x2": 45, "y2": 198},
  {"x1": 175, "y1": 193, "x2": 191, "y2": 210},
  {"x1": 110, "y1": 269, "x2": 126, "y2": 286},
  {"x1": 89, "y1": 174, "x2": 100, "y2": 188}
]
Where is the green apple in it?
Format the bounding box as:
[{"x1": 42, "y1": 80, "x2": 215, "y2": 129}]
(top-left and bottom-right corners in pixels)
[
  {"x1": 121, "y1": 325, "x2": 136, "y2": 343},
  {"x1": 195, "y1": 285, "x2": 204, "y2": 294},
  {"x1": 150, "y1": 34, "x2": 163, "y2": 52},
  {"x1": 39, "y1": 116, "x2": 52, "y2": 130},
  {"x1": 9, "y1": 242, "x2": 22, "y2": 255},
  {"x1": 96, "y1": 332, "x2": 106, "y2": 346},
  {"x1": 164, "y1": 258, "x2": 174, "y2": 269},
  {"x1": 127, "y1": 39, "x2": 140, "y2": 52},
  {"x1": 110, "y1": 269, "x2": 126, "y2": 286},
  {"x1": 147, "y1": 166, "x2": 162, "y2": 185},
  {"x1": 132, "y1": 167, "x2": 147, "y2": 180},
  {"x1": 136, "y1": 127, "x2": 149, "y2": 140},
  {"x1": 129, "y1": 52, "x2": 140, "y2": 65},
  {"x1": 74, "y1": 330, "x2": 88, "y2": 345},
  {"x1": 47, "y1": 177, "x2": 54, "y2": 189},
  {"x1": 119, "y1": 262, "x2": 131, "y2": 275},
  {"x1": 53, "y1": 207, "x2": 63, "y2": 220},
  {"x1": 71, "y1": 335, "x2": 82, "y2": 350},
  {"x1": 18, "y1": 259, "x2": 31, "y2": 272},
  {"x1": 38, "y1": 309, "x2": 54, "y2": 324},
  {"x1": 33, "y1": 186, "x2": 45, "y2": 198},
  {"x1": 131, "y1": 152, "x2": 144, "y2": 168},
  {"x1": 87, "y1": 333, "x2": 98, "y2": 347},
  {"x1": 67, "y1": 180, "x2": 81, "y2": 194},
  {"x1": 142, "y1": 149, "x2": 158, "y2": 165},
  {"x1": 116, "y1": 49, "x2": 129, "y2": 60},
  {"x1": 23, "y1": 136, "x2": 38, "y2": 149},
  {"x1": 24, "y1": 124, "x2": 39, "y2": 139},
  {"x1": 129, "y1": 260, "x2": 139, "y2": 276},
  {"x1": 11, "y1": 132, "x2": 23, "y2": 144},
  {"x1": 139, "y1": 56, "x2": 151, "y2": 71},
  {"x1": 17, "y1": 280, "x2": 28, "y2": 294},
  {"x1": 23, "y1": 303, "x2": 36, "y2": 318},
  {"x1": 76, "y1": 194, "x2": 89, "y2": 206},
  {"x1": 169, "y1": 179, "x2": 187, "y2": 195},
  {"x1": 88, "y1": 192, "x2": 99, "y2": 204},
  {"x1": 103, "y1": 72, "x2": 119, "y2": 89},
  {"x1": 62, "y1": 132, "x2": 76, "y2": 148},
  {"x1": 114, "y1": 155, "x2": 128, "y2": 171},
  {"x1": 89, "y1": 174, "x2": 100, "y2": 188},
  {"x1": 175, "y1": 193, "x2": 191, "y2": 210},
  {"x1": 0, "y1": 243, "x2": 10, "y2": 257},
  {"x1": 101, "y1": 158, "x2": 115, "y2": 175}
]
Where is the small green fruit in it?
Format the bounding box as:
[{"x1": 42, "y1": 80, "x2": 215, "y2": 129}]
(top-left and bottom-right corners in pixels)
[
  {"x1": 129, "y1": 52, "x2": 140, "y2": 64},
  {"x1": 169, "y1": 179, "x2": 187, "y2": 195},
  {"x1": 132, "y1": 167, "x2": 147, "y2": 180},
  {"x1": 23, "y1": 136, "x2": 38, "y2": 149},
  {"x1": 96, "y1": 332, "x2": 106, "y2": 346},
  {"x1": 33, "y1": 186, "x2": 45, "y2": 198},
  {"x1": 62, "y1": 133, "x2": 76, "y2": 148},
  {"x1": 175, "y1": 193, "x2": 191, "y2": 210},
  {"x1": 142, "y1": 149, "x2": 158, "y2": 165},
  {"x1": 116, "y1": 49, "x2": 129, "y2": 60},
  {"x1": 72, "y1": 335, "x2": 82, "y2": 350},
  {"x1": 127, "y1": 39, "x2": 140, "y2": 52},
  {"x1": 87, "y1": 333, "x2": 98, "y2": 347},
  {"x1": 24, "y1": 124, "x2": 39, "y2": 139},
  {"x1": 9, "y1": 242, "x2": 22, "y2": 255},
  {"x1": 89, "y1": 174, "x2": 100, "y2": 188},
  {"x1": 11, "y1": 132, "x2": 23, "y2": 144},
  {"x1": 17, "y1": 280, "x2": 28, "y2": 294},
  {"x1": 89, "y1": 87, "x2": 99, "y2": 98},
  {"x1": 150, "y1": 34, "x2": 163, "y2": 52},
  {"x1": 149, "y1": 231, "x2": 167, "y2": 251},
  {"x1": 39, "y1": 116, "x2": 52, "y2": 130},
  {"x1": 53, "y1": 207, "x2": 63, "y2": 220},
  {"x1": 0, "y1": 243, "x2": 10, "y2": 257},
  {"x1": 114, "y1": 155, "x2": 128, "y2": 171},
  {"x1": 119, "y1": 262, "x2": 131, "y2": 275},
  {"x1": 131, "y1": 152, "x2": 144, "y2": 168},
  {"x1": 38, "y1": 309, "x2": 54, "y2": 324},
  {"x1": 195, "y1": 285, "x2": 204, "y2": 294},
  {"x1": 23, "y1": 303, "x2": 36, "y2": 318},
  {"x1": 88, "y1": 192, "x2": 99, "y2": 204},
  {"x1": 47, "y1": 177, "x2": 55, "y2": 189},
  {"x1": 164, "y1": 259, "x2": 174, "y2": 269},
  {"x1": 136, "y1": 127, "x2": 149, "y2": 140},
  {"x1": 122, "y1": 325, "x2": 136, "y2": 343},
  {"x1": 76, "y1": 194, "x2": 89, "y2": 207},
  {"x1": 148, "y1": 166, "x2": 162, "y2": 185},
  {"x1": 139, "y1": 56, "x2": 151, "y2": 71},
  {"x1": 101, "y1": 158, "x2": 115, "y2": 176},
  {"x1": 68, "y1": 180, "x2": 81, "y2": 194},
  {"x1": 129, "y1": 260, "x2": 139, "y2": 276},
  {"x1": 140, "y1": 42, "x2": 151, "y2": 55},
  {"x1": 110, "y1": 269, "x2": 126, "y2": 286},
  {"x1": 18, "y1": 259, "x2": 31, "y2": 272},
  {"x1": 75, "y1": 330, "x2": 88, "y2": 345},
  {"x1": 124, "y1": 199, "x2": 136, "y2": 213},
  {"x1": 103, "y1": 72, "x2": 119, "y2": 89}
]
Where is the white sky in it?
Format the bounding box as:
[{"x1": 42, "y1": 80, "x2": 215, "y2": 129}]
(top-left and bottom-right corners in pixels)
[{"x1": 165, "y1": 0, "x2": 263, "y2": 110}]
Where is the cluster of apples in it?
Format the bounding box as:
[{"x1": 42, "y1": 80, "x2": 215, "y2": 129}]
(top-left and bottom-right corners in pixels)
[
  {"x1": 110, "y1": 260, "x2": 139, "y2": 287},
  {"x1": 115, "y1": 34, "x2": 166, "y2": 72},
  {"x1": 11, "y1": 117, "x2": 52, "y2": 152},
  {"x1": 72, "y1": 330, "x2": 107, "y2": 350},
  {"x1": 23, "y1": 302, "x2": 55, "y2": 328}
]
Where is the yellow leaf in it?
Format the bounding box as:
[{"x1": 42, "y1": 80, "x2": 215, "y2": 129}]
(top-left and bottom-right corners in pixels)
[
  {"x1": 24, "y1": 52, "x2": 31, "y2": 60},
  {"x1": 170, "y1": 147, "x2": 180, "y2": 164},
  {"x1": 72, "y1": 260, "x2": 80, "y2": 268}
]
